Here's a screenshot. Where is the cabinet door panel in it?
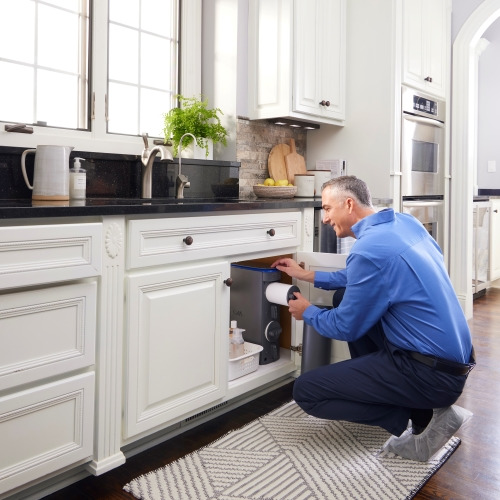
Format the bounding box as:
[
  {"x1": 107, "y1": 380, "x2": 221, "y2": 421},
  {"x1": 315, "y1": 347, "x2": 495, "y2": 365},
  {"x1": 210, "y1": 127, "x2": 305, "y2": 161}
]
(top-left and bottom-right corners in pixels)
[
  {"x1": 0, "y1": 223, "x2": 102, "y2": 290},
  {"x1": 296, "y1": 251, "x2": 347, "y2": 306},
  {"x1": 402, "y1": 0, "x2": 449, "y2": 97},
  {"x1": 490, "y1": 200, "x2": 500, "y2": 281},
  {"x1": 425, "y1": 0, "x2": 447, "y2": 95},
  {"x1": 125, "y1": 261, "x2": 229, "y2": 438},
  {"x1": 0, "y1": 282, "x2": 96, "y2": 390},
  {"x1": 128, "y1": 212, "x2": 301, "y2": 269},
  {"x1": 0, "y1": 373, "x2": 94, "y2": 495},
  {"x1": 294, "y1": 0, "x2": 345, "y2": 120},
  {"x1": 248, "y1": 0, "x2": 292, "y2": 116}
]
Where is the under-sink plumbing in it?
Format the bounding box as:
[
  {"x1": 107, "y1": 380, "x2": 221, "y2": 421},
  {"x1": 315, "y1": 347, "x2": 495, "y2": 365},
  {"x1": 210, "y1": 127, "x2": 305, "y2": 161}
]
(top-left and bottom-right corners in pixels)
[
  {"x1": 141, "y1": 133, "x2": 173, "y2": 198},
  {"x1": 176, "y1": 133, "x2": 195, "y2": 199}
]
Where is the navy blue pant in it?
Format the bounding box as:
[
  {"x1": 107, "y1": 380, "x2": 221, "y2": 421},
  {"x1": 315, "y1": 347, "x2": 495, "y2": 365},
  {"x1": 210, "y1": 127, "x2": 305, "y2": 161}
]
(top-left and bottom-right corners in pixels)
[{"x1": 293, "y1": 289, "x2": 469, "y2": 436}]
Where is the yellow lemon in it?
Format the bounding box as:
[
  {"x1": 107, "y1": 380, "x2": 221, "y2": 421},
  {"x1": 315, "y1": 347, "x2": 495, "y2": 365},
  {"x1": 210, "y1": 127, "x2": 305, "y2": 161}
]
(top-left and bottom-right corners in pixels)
[
  {"x1": 276, "y1": 179, "x2": 289, "y2": 186},
  {"x1": 264, "y1": 178, "x2": 275, "y2": 186}
]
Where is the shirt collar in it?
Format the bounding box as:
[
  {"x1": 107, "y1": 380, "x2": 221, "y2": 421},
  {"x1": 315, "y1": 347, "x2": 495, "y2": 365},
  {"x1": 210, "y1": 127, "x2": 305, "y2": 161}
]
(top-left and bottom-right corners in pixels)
[{"x1": 352, "y1": 208, "x2": 395, "y2": 239}]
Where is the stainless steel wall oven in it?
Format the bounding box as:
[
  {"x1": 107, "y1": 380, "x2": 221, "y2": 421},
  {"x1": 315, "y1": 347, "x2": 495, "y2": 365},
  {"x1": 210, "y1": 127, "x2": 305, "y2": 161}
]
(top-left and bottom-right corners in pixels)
[{"x1": 401, "y1": 86, "x2": 445, "y2": 249}]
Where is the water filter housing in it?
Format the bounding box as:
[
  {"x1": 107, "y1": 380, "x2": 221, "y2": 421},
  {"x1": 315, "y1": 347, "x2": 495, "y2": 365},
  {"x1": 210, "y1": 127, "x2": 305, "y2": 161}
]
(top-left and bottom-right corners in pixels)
[{"x1": 230, "y1": 263, "x2": 283, "y2": 364}]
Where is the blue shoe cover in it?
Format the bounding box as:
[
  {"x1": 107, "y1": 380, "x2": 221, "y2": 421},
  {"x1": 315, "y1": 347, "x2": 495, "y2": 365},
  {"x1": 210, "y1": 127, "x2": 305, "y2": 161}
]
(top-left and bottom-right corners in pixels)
[{"x1": 379, "y1": 405, "x2": 473, "y2": 462}]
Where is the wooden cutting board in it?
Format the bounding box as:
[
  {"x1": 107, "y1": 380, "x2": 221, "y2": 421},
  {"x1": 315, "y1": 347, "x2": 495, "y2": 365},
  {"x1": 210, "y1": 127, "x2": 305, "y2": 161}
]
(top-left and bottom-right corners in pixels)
[
  {"x1": 267, "y1": 143, "x2": 290, "y2": 182},
  {"x1": 285, "y1": 139, "x2": 306, "y2": 184}
]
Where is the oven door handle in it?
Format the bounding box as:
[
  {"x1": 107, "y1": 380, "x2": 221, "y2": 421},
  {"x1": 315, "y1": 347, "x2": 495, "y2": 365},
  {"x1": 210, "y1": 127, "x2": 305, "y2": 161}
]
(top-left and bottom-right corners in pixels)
[
  {"x1": 402, "y1": 113, "x2": 445, "y2": 128},
  {"x1": 402, "y1": 200, "x2": 443, "y2": 207}
]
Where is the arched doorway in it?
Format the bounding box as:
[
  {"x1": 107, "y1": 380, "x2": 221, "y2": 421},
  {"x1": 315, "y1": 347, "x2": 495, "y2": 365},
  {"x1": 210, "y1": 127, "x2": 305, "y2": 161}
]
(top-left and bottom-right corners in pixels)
[{"x1": 450, "y1": 0, "x2": 500, "y2": 319}]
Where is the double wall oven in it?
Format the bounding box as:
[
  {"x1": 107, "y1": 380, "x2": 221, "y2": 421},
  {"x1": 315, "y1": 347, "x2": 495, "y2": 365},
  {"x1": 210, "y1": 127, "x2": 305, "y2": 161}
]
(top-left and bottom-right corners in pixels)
[{"x1": 401, "y1": 86, "x2": 445, "y2": 250}]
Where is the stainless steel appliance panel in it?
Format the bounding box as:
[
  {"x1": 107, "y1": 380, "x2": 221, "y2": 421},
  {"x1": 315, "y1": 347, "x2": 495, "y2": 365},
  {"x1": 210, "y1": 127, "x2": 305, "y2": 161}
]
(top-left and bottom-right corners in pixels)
[
  {"x1": 401, "y1": 86, "x2": 445, "y2": 198},
  {"x1": 402, "y1": 199, "x2": 444, "y2": 250}
]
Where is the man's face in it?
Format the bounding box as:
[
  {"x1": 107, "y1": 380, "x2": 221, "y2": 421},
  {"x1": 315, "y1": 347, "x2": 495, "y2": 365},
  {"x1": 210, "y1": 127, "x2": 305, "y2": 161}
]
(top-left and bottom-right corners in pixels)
[{"x1": 321, "y1": 188, "x2": 353, "y2": 238}]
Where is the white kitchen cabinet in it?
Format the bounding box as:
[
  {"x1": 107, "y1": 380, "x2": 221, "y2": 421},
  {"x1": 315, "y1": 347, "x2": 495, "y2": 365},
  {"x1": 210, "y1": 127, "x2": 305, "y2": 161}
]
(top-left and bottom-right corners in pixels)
[
  {"x1": 0, "y1": 222, "x2": 100, "y2": 498},
  {"x1": 124, "y1": 260, "x2": 230, "y2": 439},
  {"x1": 489, "y1": 198, "x2": 500, "y2": 281},
  {"x1": 123, "y1": 211, "x2": 302, "y2": 440},
  {"x1": 402, "y1": 0, "x2": 450, "y2": 98},
  {"x1": 248, "y1": 0, "x2": 346, "y2": 126}
]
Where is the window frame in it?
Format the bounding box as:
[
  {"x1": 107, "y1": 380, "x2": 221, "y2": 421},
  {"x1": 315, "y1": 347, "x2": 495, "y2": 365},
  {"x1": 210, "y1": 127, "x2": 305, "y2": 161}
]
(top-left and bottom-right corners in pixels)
[{"x1": 0, "y1": 0, "x2": 201, "y2": 155}]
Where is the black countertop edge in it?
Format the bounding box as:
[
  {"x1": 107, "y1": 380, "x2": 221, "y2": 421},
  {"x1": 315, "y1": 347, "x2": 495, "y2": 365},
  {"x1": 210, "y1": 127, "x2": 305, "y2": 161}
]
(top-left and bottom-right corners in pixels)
[{"x1": 0, "y1": 197, "x2": 322, "y2": 219}]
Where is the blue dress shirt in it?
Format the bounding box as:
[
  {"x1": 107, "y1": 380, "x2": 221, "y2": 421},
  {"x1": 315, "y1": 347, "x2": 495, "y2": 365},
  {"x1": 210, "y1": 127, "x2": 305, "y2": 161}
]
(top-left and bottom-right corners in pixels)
[{"x1": 303, "y1": 209, "x2": 472, "y2": 363}]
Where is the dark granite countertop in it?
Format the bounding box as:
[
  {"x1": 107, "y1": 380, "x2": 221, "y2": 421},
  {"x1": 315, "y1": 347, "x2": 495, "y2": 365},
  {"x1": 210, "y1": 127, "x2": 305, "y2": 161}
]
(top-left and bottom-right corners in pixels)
[{"x1": 0, "y1": 196, "x2": 322, "y2": 219}]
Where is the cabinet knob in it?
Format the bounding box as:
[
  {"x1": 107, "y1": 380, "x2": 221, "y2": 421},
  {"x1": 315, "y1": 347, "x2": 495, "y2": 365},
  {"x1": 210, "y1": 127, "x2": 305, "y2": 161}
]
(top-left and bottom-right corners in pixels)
[
  {"x1": 224, "y1": 277, "x2": 233, "y2": 287},
  {"x1": 267, "y1": 228, "x2": 276, "y2": 237},
  {"x1": 494, "y1": 209, "x2": 498, "y2": 213},
  {"x1": 183, "y1": 235, "x2": 194, "y2": 245},
  {"x1": 319, "y1": 100, "x2": 330, "y2": 107},
  {"x1": 424, "y1": 76, "x2": 433, "y2": 82}
]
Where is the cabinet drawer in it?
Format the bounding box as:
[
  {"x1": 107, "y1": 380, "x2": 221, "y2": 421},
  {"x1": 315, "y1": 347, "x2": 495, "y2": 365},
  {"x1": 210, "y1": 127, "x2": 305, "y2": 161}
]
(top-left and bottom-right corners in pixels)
[
  {"x1": 127, "y1": 212, "x2": 301, "y2": 269},
  {"x1": 0, "y1": 223, "x2": 102, "y2": 290},
  {"x1": 0, "y1": 372, "x2": 94, "y2": 496},
  {"x1": 0, "y1": 282, "x2": 96, "y2": 391}
]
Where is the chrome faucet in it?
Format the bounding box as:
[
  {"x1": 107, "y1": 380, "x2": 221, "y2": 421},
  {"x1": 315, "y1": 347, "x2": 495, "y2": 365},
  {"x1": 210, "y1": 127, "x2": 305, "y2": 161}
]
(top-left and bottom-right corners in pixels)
[
  {"x1": 176, "y1": 133, "x2": 195, "y2": 199},
  {"x1": 141, "y1": 133, "x2": 173, "y2": 198}
]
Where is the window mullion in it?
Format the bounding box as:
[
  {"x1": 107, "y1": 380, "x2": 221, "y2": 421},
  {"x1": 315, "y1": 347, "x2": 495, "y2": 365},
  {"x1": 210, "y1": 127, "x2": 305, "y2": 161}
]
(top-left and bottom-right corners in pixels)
[{"x1": 91, "y1": 0, "x2": 109, "y2": 140}]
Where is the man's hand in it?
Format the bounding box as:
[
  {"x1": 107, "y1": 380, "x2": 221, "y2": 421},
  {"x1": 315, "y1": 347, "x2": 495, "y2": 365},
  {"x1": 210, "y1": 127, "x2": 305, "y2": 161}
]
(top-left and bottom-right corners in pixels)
[
  {"x1": 271, "y1": 258, "x2": 315, "y2": 283},
  {"x1": 287, "y1": 291, "x2": 311, "y2": 320}
]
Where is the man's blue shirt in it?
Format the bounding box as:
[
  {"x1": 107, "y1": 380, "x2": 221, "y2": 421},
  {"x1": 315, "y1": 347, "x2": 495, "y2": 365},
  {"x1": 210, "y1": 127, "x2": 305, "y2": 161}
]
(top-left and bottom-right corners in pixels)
[{"x1": 303, "y1": 209, "x2": 472, "y2": 363}]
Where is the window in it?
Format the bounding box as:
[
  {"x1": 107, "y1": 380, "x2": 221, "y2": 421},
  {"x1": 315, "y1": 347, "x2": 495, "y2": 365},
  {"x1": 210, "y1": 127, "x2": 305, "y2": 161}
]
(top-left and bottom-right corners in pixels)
[
  {"x1": 0, "y1": 0, "x2": 197, "y2": 154},
  {"x1": 107, "y1": 0, "x2": 178, "y2": 136},
  {"x1": 0, "y1": 0, "x2": 90, "y2": 129}
]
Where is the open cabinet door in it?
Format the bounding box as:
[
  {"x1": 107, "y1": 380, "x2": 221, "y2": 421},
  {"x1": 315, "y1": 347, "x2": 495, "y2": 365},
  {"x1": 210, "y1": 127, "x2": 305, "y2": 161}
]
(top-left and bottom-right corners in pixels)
[
  {"x1": 295, "y1": 252, "x2": 347, "y2": 306},
  {"x1": 294, "y1": 252, "x2": 350, "y2": 365}
]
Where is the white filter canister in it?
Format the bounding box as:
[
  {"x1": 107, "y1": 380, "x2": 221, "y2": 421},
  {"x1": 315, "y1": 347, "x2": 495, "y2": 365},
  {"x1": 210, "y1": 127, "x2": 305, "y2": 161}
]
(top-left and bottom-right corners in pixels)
[{"x1": 265, "y1": 282, "x2": 301, "y2": 306}]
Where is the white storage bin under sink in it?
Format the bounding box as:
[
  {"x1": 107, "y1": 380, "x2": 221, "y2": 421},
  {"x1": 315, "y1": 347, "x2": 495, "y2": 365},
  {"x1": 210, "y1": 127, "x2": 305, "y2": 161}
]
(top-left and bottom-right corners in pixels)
[{"x1": 228, "y1": 342, "x2": 263, "y2": 381}]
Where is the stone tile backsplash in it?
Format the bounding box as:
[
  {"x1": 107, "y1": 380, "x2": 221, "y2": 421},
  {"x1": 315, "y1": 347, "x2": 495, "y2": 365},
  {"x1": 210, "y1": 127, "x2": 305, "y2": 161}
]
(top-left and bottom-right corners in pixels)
[{"x1": 236, "y1": 117, "x2": 307, "y2": 198}]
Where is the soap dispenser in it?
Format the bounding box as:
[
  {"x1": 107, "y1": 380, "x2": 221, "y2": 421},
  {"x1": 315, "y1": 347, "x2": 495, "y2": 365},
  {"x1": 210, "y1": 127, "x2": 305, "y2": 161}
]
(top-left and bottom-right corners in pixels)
[
  {"x1": 70, "y1": 157, "x2": 86, "y2": 199},
  {"x1": 229, "y1": 320, "x2": 245, "y2": 359}
]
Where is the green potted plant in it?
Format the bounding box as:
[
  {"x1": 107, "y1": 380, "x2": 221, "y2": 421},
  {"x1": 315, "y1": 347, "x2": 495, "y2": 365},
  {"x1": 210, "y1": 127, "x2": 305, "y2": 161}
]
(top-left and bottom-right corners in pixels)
[{"x1": 163, "y1": 94, "x2": 228, "y2": 158}]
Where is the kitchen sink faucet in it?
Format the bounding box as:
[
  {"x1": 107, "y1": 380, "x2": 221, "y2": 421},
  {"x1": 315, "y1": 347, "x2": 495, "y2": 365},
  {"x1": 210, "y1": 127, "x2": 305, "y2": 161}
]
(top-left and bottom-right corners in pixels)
[
  {"x1": 141, "y1": 133, "x2": 173, "y2": 198},
  {"x1": 176, "y1": 133, "x2": 195, "y2": 199}
]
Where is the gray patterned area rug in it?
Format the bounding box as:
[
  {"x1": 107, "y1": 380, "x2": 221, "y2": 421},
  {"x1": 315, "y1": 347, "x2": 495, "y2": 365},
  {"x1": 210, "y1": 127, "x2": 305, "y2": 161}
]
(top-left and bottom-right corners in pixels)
[{"x1": 123, "y1": 401, "x2": 460, "y2": 500}]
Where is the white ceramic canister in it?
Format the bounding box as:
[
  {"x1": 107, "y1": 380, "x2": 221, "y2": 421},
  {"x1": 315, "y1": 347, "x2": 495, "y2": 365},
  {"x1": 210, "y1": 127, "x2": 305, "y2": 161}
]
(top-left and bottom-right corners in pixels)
[
  {"x1": 309, "y1": 169, "x2": 332, "y2": 197},
  {"x1": 294, "y1": 173, "x2": 315, "y2": 197}
]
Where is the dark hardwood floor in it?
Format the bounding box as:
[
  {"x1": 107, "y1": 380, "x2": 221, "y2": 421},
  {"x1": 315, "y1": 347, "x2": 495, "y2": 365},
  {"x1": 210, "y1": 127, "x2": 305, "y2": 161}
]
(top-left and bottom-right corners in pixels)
[{"x1": 43, "y1": 288, "x2": 500, "y2": 500}]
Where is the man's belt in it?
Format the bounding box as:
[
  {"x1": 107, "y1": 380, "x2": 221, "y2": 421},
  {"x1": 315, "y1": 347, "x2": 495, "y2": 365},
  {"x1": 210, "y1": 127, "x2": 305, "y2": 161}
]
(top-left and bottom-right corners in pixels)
[{"x1": 408, "y1": 347, "x2": 476, "y2": 376}]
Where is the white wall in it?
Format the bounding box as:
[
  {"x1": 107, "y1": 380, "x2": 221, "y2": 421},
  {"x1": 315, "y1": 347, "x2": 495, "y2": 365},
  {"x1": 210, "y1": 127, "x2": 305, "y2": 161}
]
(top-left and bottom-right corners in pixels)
[
  {"x1": 452, "y1": 0, "x2": 485, "y2": 40},
  {"x1": 477, "y1": 21, "x2": 500, "y2": 189}
]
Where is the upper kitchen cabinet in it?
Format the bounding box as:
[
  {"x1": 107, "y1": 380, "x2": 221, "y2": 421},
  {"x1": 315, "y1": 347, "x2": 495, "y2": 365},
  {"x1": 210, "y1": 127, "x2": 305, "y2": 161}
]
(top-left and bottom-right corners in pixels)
[
  {"x1": 402, "y1": 0, "x2": 451, "y2": 98},
  {"x1": 248, "y1": 0, "x2": 346, "y2": 126}
]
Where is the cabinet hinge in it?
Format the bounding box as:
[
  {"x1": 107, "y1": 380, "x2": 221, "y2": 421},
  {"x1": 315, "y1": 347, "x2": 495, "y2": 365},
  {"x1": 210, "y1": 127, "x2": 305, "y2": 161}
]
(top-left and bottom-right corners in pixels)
[{"x1": 291, "y1": 344, "x2": 303, "y2": 356}]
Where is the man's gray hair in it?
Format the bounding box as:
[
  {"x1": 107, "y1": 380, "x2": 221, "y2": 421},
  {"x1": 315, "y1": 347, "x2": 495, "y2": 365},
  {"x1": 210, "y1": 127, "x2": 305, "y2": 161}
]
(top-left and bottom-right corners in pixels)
[{"x1": 322, "y1": 176, "x2": 373, "y2": 208}]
